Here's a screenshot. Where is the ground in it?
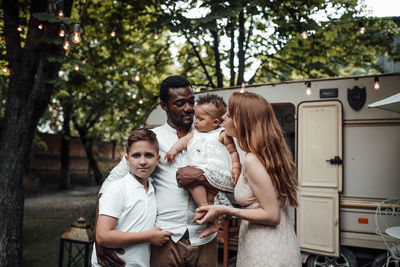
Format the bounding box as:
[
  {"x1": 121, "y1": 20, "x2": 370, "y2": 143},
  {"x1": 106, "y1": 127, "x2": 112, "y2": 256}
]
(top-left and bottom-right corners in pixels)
[{"x1": 23, "y1": 175, "x2": 99, "y2": 267}]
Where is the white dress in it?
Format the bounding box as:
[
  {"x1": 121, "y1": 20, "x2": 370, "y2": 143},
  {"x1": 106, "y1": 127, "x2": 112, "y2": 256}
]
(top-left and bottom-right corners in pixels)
[{"x1": 187, "y1": 127, "x2": 235, "y2": 192}]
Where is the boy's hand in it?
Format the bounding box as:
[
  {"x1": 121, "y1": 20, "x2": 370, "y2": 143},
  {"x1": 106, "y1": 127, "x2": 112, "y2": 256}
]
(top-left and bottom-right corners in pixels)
[
  {"x1": 164, "y1": 149, "x2": 178, "y2": 163},
  {"x1": 148, "y1": 227, "x2": 171, "y2": 246},
  {"x1": 232, "y1": 167, "x2": 241, "y2": 185}
]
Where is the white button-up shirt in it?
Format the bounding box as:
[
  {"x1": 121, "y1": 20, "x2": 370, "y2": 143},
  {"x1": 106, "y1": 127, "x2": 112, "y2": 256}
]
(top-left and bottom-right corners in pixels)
[{"x1": 100, "y1": 123, "x2": 216, "y2": 246}]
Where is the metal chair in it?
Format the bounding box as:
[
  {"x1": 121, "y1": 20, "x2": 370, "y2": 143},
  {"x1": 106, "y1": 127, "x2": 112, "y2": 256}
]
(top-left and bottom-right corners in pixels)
[{"x1": 375, "y1": 198, "x2": 400, "y2": 267}]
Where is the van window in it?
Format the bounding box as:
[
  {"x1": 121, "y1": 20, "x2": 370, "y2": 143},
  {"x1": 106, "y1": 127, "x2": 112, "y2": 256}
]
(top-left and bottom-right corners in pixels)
[{"x1": 271, "y1": 103, "x2": 296, "y2": 158}]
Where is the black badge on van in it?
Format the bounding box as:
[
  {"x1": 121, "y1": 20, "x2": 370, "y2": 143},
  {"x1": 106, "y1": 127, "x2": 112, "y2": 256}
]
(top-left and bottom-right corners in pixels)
[{"x1": 347, "y1": 86, "x2": 366, "y2": 111}]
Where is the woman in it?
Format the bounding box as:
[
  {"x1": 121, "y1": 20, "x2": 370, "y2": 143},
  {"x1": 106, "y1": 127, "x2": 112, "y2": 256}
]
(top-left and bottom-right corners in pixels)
[{"x1": 196, "y1": 92, "x2": 301, "y2": 266}]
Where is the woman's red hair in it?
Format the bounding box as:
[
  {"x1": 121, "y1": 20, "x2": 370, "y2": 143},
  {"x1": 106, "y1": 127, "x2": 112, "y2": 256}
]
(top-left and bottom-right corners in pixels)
[{"x1": 228, "y1": 92, "x2": 298, "y2": 207}]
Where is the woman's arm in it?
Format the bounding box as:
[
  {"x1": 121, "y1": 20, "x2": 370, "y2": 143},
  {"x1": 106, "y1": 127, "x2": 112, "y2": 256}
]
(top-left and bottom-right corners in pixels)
[
  {"x1": 164, "y1": 130, "x2": 194, "y2": 163},
  {"x1": 96, "y1": 215, "x2": 171, "y2": 248},
  {"x1": 196, "y1": 153, "x2": 280, "y2": 225}
]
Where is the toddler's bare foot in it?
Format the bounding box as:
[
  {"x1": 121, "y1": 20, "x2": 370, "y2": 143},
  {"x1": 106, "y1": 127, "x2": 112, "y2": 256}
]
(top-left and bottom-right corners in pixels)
[
  {"x1": 193, "y1": 210, "x2": 206, "y2": 221},
  {"x1": 199, "y1": 222, "x2": 219, "y2": 238}
]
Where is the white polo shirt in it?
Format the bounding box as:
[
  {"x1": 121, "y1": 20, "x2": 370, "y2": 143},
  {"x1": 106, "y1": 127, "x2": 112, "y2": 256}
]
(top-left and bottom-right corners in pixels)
[
  {"x1": 92, "y1": 173, "x2": 157, "y2": 267},
  {"x1": 100, "y1": 123, "x2": 216, "y2": 246}
]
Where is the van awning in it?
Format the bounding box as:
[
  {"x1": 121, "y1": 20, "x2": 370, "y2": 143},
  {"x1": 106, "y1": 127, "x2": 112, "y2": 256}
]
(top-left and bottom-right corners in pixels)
[{"x1": 368, "y1": 93, "x2": 400, "y2": 114}]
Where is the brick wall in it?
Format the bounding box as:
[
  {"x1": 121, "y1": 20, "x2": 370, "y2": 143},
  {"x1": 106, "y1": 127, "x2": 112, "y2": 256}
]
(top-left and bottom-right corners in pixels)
[{"x1": 29, "y1": 133, "x2": 125, "y2": 176}]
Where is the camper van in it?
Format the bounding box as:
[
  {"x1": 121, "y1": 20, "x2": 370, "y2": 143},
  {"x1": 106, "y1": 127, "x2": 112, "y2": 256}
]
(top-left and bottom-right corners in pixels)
[{"x1": 144, "y1": 74, "x2": 400, "y2": 266}]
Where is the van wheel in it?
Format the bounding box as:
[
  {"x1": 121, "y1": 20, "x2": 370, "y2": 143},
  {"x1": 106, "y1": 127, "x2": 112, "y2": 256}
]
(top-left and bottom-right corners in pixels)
[
  {"x1": 306, "y1": 247, "x2": 358, "y2": 267},
  {"x1": 371, "y1": 252, "x2": 398, "y2": 267}
]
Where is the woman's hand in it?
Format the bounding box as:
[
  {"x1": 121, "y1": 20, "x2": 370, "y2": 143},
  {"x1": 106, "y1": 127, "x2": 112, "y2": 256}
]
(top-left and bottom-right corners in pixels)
[{"x1": 195, "y1": 205, "x2": 225, "y2": 224}]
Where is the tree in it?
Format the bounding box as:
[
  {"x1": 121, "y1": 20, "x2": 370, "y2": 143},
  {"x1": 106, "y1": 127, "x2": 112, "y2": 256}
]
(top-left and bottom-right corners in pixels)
[
  {"x1": 0, "y1": 0, "x2": 74, "y2": 265},
  {"x1": 152, "y1": 0, "x2": 399, "y2": 89}
]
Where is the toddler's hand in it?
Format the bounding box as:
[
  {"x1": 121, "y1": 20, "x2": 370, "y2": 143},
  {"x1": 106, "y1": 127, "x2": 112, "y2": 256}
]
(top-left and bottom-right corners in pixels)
[
  {"x1": 232, "y1": 167, "x2": 241, "y2": 185},
  {"x1": 164, "y1": 149, "x2": 177, "y2": 163},
  {"x1": 148, "y1": 227, "x2": 171, "y2": 246}
]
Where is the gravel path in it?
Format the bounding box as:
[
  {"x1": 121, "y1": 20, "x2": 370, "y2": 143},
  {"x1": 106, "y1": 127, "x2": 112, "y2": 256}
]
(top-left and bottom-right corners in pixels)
[{"x1": 24, "y1": 185, "x2": 100, "y2": 220}]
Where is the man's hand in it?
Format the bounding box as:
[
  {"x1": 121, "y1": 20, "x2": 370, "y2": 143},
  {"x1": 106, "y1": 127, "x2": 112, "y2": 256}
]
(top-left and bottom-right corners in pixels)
[
  {"x1": 96, "y1": 242, "x2": 125, "y2": 267},
  {"x1": 147, "y1": 227, "x2": 171, "y2": 246}
]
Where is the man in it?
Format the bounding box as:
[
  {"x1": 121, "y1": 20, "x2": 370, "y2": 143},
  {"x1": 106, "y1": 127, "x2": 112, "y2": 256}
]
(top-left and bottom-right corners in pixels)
[{"x1": 95, "y1": 75, "x2": 218, "y2": 267}]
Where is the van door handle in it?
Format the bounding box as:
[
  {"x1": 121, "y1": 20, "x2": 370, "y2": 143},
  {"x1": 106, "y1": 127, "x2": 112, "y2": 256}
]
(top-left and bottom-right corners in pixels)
[{"x1": 326, "y1": 156, "x2": 343, "y2": 165}]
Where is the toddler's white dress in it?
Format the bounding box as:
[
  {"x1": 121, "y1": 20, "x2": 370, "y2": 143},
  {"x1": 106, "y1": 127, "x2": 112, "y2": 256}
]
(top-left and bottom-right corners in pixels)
[{"x1": 187, "y1": 127, "x2": 235, "y2": 192}]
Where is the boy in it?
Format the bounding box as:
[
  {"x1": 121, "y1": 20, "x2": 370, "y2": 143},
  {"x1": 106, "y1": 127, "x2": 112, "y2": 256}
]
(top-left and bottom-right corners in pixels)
[{"x1": 91, "y1": 129, "x2": 171, "y2": 267}]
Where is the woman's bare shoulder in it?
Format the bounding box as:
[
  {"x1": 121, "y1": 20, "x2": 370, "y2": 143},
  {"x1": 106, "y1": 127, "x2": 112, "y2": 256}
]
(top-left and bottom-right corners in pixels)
[{"x1": 243, "y1": 153, "x2": 263, "y2": 168}]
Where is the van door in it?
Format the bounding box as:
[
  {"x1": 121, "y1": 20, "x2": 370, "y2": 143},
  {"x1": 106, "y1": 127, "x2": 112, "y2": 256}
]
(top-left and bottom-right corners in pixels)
[{"x1": 296, "y1": 101, "x2": 343, "y2": 257}]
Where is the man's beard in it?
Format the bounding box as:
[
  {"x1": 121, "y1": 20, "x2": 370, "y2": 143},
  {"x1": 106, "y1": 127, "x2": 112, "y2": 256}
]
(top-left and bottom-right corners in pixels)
[{"x1": 168, "y1": 111, "x2": 193, "y2": 127}]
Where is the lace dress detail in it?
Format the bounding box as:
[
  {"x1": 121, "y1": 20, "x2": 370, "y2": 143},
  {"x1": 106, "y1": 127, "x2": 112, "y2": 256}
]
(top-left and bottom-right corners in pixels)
[
  {"x1": 234, "y1": 175, "x2": 301, "y2": 267},
  {"x1": 187, "y1": 127, "x2": 235, "y2": 192}
]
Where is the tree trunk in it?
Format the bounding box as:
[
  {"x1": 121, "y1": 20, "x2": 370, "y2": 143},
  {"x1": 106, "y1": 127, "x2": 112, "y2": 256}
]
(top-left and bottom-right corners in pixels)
[
  {"x1": 210, "y1": 21, "x2": 223, "y2": 88},
  {"x1": 74, "y1": 123, "x2": 103, "y2": 185},
  {"x1": 60, "y1": 100, "x2": 71, "y2": 190},
  {"x1": 229, "y1": 20, "x2": 236, "y2": 87},
  {"x1": 237, "y1": 10, "x2": 245, "y2": 86},
  {"x1": 0, "y1": 0, "x2": 72, "y2": 265}
]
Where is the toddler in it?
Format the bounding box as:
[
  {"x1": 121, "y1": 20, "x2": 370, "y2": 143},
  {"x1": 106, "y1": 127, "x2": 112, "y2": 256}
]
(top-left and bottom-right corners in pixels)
[{"x1": 165, "y1": 94, "x2": 241, "y2": 237}]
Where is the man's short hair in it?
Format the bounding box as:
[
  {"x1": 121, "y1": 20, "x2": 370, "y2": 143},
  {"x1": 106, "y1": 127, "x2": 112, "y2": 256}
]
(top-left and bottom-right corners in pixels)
[
  {"x1": 126, "y1": 128, "x2": 159, "y2": 154},
  {"x1": 159, "y1": 75, "x2": 191, "y2": 104}
]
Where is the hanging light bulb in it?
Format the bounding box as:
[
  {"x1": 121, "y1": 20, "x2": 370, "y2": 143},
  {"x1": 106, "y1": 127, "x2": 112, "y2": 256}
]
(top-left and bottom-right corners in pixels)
[
  {"x1": 198, "y1": 29, "x2": 203, "y2": 39},
  {"x1": 74, "y1": 64, "x2": 80, "y2": 71},
  {"x1": 301, "y1": 30, "x2": 308, "y2": 39},
  {"x1": 305, "y1": 81, "x2": 312, "y2": 95},
  {"x1": 59, "y1": 24, "x2": 65, "y2": 37},
  {"x1": 374, "y1": 77, "x2": 380, "y2": 90},
  {"x1": 81, "y1": 57, "x2": 87, "y2": 64},
  {"x1": 58, "y1": 10, "x2": 64, "y2": 19},
  {"x1": 139, "y1": 97, "x2": 144, "y2": 104},
  {"x1": 240, "y1": 82, "x2": 245, "y2": 93},
  {"x1": 2, "y1": 66, "x2": 8, "y2": 73},
  {"x1": 110, "y1": 27, "x2": 116, "y2": 38},
  {"x1": 38, "y1": 24, "x2": 43, "y2": 30},
  {"x1": 63, "y1": 34, "x2": 70, "y2": 50},
  {"x1": 249, "y1": 29, "x2": 254, "y2": 40},
  {"x1": 135, "y1": 71, "x2": 140, "y2": 82},
  {"x1": 359, "y1": 21, "x2": 366, "y2": 34},
  {"x1": 17, "y1": 25, "x2": 23, "y2": 32},
  {"x1": 154, "y1": 29, "x2": 159, "y2": 40},
  {"x1": 72, "y1": 24, "x2": 81, "y2": 44}
]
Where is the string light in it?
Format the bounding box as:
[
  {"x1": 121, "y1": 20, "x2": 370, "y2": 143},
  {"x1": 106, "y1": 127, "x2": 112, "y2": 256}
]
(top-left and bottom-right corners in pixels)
[
  {"x1": 359, "y1": 21, "x2": 366, "y2": 34},
  {"x1": 59, "y1": 24, "x2": 66, "y2": 38},
  {"x1": 139, "y1": 97, "x2": 143, "y2": 104},
  {"x1": 81, "y1": 57, "x2": 88, "y2": 64},
  {"x1": 74, "y1": 64, "x2": 80, "y2": 71},
  {"x1": 198, "y1": 29, "x2": 203, "y2": 39},
  {"x1": 72, "y1": 24, "x2": 81, "y2": 44},
  {"x1": 374, "y1": 76, "x2": 380, "y2": 90},
  {"x1": 154, "y1": 29, "x2": 159, "y2": 40},
  {"x1": 58, "y1": 10, "x2": 64, "y2": 19},
  {"x1": 63, "y1": 34, "x2": 70, "y2": 50},
  {"x1": 38, "y1": 24, "x2": 43, "y2": 30},
  {"x1": 240, "y1": 82, "x2": 245, "y2": 93},
  {"x1": 2, "y1": 66, "x2": 8, "y2": 73},
  {"x1": 305, "y1": 81, "x2": 312, "y2": 95},
  {"x1": 249, "y1": 29, "x2": 254, "y2": 40},
  {"x1": 17, "y1": 25, "x2": 23, "y2": 32},
  {"x1": 110, "y1": 27, "x2": 116, "y2": 38},
  {"x1": 135, "y1": 71, "x2": 140, "y2": 82}
]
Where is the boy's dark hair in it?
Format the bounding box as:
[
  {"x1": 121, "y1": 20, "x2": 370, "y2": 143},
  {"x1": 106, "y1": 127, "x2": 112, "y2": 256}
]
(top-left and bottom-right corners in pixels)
[
  {"x1": 197, "y1": 93, "x2": 227, "y2": 120},
  {"x1": 126, "y1": 128, "x2": 159, "y2": 154},
  {"x1": 159, "y1": 75, "x2": 191, "y2": 104}
]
